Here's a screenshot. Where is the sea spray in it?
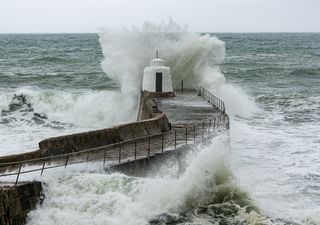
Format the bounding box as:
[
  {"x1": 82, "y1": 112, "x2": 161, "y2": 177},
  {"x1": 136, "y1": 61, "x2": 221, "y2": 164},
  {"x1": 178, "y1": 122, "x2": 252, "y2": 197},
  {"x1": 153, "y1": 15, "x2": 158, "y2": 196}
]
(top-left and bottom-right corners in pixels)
[
  {"x1": 99, "y1": 20, "x2": 257, "y2": 118},
  {"x1": 26, "y1": 135, "x2": 269, "y2": 225}
]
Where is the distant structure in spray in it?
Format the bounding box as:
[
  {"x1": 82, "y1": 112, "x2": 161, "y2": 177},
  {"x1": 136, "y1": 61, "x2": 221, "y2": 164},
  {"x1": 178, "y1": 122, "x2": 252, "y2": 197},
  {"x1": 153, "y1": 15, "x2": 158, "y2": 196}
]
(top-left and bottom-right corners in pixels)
[{"x1": 142, "y1": 51, "x2": 174, "y2": 93}]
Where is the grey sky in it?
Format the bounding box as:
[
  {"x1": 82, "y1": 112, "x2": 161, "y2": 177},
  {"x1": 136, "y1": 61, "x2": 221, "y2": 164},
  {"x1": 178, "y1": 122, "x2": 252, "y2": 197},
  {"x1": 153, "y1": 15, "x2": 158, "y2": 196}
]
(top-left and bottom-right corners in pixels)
[{"x1": 0, "y1": 0, "x2": 319, "y2": 33}]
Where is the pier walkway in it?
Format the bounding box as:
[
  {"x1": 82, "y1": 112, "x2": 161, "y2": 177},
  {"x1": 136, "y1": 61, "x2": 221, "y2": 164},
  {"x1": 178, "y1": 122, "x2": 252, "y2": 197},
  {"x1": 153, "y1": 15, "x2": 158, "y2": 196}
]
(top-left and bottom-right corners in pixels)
[{"x1": 156, "y1": 90, "x2": 221, "y2": 126}]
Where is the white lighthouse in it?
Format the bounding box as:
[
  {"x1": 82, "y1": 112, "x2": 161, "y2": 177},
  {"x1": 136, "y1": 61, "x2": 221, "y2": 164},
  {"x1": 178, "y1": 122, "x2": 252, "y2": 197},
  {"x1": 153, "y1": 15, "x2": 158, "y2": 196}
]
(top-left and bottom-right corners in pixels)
[{"x1": 142, "y1": 52, "x2": 174, "y2": 94}]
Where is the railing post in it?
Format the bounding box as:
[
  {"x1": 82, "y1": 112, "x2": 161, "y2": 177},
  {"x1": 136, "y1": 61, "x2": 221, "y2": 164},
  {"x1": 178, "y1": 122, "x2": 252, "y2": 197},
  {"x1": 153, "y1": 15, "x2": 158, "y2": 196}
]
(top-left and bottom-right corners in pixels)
[
  {"x1": 134, "y1": 140, "x2": 137, "y2": 159},
  {"x1": 202, "y1": 121, "x2": 205, "y2": 138},
  {"x1": 193, "y1": 124, "x2": 196, "y2": 143},
  {"x1": 161, "y1": 133, "x2": 164, "y2": 153},
  {"x1": 65, "y1": 155, "x2": 69, "y2": 168},
  {"x1": 40, "y1": 160, "x2": 46, "y2": 176},
  {"x1": 181, "y1": 80, "x2": 184, "y2": 93},
  {"x1": 119, "y1": 144, "x2": 122, "y2": 163},
  {"x1": 214, "y1": 117, "x2": 216, "y2": 131},
  {"x1": 15, "y1": 164, "x2": 22, "y2": 186},
  {"x1": 148, "y1": 137, "x2": 151, "y2": 156},
  {"x1": 226, "y1": 116, "x2": 230, "y2": 130},
  {"x1": 209, "y1": 119, "x2": 212, "y2": 132},
  {"x1": 103, "y1": 149, "x2": 107, "y2": 167},
  {"x1": 174, "y1": 130, "x2": 177, "y2": 149},
  {"x1": 185, "y1": 127, "x2": 188, "y2": 145},
  {"x1": 86, "y1": 152, "x2": 90, "y2": 162}
]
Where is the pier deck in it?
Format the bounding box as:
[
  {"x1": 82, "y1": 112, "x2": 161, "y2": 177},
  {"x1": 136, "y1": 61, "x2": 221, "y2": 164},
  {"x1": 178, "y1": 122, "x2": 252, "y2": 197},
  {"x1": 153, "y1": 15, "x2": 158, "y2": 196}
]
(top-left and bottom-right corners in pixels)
[{"x1": 155, "y1": 90, "x2": 220, "y2": 126}]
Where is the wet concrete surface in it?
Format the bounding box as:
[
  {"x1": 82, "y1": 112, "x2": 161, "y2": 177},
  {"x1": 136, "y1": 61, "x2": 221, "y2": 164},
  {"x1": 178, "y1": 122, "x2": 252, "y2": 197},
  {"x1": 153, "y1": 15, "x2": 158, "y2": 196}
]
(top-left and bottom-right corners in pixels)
[{"x1": 155, "y1": 90, "x2": 220, "y2": 126}]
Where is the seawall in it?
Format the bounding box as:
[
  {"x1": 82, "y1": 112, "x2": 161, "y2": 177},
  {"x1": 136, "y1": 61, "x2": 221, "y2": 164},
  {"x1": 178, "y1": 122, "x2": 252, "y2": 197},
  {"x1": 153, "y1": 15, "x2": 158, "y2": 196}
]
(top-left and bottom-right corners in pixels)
[{"x1": 0, "y1": 94, "x2": 170, "y2": 165}]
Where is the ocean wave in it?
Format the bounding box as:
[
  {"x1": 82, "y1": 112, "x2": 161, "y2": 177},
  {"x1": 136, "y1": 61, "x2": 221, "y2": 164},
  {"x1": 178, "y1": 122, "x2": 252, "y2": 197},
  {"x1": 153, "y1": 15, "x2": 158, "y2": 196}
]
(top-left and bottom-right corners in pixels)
[
  {"x1": 289, "y1": 68, "x2": 320, "y2": 76},
  {"x1": 30, "y1": 56, "x2": 78, "y2": 64},
  {"x1": 0, "y1": 87, "x2": 137, "y2": 128}
]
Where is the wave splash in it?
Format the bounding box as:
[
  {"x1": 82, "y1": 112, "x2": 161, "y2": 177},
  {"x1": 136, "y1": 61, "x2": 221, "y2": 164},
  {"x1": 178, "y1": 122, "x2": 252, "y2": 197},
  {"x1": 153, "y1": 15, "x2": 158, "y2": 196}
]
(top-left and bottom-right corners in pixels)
[
  {"x1": 0, "y1": 87, "x2": 135, "y2": 128},
  {"x1": 26, "y1": 135, "x2": 270, "y2": 225},
  {"x1": 99, "y1": 20, "x2": 257, "y2": 117}
]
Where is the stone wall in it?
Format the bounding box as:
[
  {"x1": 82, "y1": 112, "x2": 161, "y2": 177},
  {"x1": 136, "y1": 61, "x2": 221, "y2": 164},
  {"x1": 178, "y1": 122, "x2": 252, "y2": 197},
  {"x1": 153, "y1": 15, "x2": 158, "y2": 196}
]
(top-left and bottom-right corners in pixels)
[
  {"x1": 0, "y1": 151, "x2": 44, "y2": 166},
  {"x1": 0, "y1": 96, "x2": 171, "y2": 164},
  {"x1": 39, "y1": 112, "x2": 170, "y2": 156},
  {"x1": 0, "y1": 182, "x2": 42, "y2": 225},
  {"x1": 0, "y1": 93, "x2": 174, "y2": 165}
]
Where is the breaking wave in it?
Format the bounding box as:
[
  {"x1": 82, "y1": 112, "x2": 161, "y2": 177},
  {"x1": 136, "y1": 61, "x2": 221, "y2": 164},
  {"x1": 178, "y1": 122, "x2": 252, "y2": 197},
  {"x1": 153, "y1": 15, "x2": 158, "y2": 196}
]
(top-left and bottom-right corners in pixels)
[
  {"x1": 27, "y1": 135, "x2": 270, "y2": 225},
  {"x1": 99, "y1": 20, "x2": 257, "y2": 117},
  {"x1": 0, "y1": 86, "x2": 137, "y2": 155},
  {"x1": 0, "y1": 87, "x2": 136, "y2": 128}
]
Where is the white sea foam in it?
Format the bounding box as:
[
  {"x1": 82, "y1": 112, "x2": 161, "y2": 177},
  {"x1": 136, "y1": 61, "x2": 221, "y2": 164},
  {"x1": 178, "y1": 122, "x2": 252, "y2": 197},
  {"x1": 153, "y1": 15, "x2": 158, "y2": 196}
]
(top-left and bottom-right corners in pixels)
[
  {"x1": 0, "y1": 87, "x2": 137, "y2": 155},
  {"x1": 99, "y1": 20, "x2": 256, "y2": 117},
  {"x1": 26, "y1": 135, "x2": 266, "y2": 225}
]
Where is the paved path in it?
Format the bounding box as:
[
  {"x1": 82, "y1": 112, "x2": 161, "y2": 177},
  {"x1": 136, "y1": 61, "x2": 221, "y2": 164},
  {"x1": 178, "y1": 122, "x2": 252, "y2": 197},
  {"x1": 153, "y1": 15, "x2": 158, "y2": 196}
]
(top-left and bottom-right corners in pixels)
[{"x1": 155, "y1": 90, "x2": 220, "y2": 126}]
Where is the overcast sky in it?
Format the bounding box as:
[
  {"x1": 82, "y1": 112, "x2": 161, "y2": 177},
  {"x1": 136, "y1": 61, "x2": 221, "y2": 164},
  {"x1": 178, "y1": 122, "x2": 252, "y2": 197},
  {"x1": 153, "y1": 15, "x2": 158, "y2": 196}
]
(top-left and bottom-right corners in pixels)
[{"x1": 0, "y1": 0, "x2": 319, "y2": 33}]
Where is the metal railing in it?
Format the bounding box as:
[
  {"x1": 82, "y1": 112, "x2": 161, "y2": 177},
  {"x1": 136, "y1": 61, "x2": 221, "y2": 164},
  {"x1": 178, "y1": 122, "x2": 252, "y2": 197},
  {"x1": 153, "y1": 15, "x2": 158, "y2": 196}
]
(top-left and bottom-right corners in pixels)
[
  {"x1": 198, "y1": 85, "x2": 225, "y2": 113},
  {"x1": 0, "y1": 87, "x2": 229, "y2": 185}
]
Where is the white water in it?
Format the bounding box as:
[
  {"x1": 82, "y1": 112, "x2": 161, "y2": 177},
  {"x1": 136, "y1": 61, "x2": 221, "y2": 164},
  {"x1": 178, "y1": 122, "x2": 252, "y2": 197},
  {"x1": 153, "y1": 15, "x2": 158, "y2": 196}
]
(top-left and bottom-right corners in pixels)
[
  {"x1": 26, "y1": 136, "x2": 270, "y2": 225},
  {"x1": 99, "y1": 20, "x2": 256, "y2": 119},
  {"x1": 0, "y1": 87, "x2": 136, "y2": 155}
]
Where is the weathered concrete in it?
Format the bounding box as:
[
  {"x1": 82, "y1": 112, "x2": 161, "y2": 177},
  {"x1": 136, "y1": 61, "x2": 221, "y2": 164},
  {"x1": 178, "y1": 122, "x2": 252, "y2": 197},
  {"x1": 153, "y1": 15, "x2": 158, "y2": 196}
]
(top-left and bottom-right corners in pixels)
[
  {"x1": 0, "y1": 112, "x2": 170, "y2": 165},
  {"x1": 0, "y1": 182, "x2": 42, "y2": 225},
  {"x1": 39, "y1": 113, "x2": 170, "y2": 156},
  {"x1": 155, "y1": 90, "x2": 220, "y2": 125},
  {"x1": 137, "y1": 91, "x2": 175, "y2": 121},
  {"x1": 0, "y1": 151, "x2": 44, "y2": 167}
]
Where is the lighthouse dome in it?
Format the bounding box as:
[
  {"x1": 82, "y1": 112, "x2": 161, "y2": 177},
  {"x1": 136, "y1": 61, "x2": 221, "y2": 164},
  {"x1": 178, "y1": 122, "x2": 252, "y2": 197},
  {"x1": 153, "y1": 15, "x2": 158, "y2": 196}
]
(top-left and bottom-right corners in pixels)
[{"x1": 150, "y1": 58, "x2": 165, "y2": 67}]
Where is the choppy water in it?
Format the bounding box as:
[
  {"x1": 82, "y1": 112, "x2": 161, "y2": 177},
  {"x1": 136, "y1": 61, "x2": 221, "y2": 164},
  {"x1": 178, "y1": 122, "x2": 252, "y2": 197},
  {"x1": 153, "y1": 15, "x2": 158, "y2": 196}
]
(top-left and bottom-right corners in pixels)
[{"x1": 0, "y1": 29, "x2": 319, "y2": 224}]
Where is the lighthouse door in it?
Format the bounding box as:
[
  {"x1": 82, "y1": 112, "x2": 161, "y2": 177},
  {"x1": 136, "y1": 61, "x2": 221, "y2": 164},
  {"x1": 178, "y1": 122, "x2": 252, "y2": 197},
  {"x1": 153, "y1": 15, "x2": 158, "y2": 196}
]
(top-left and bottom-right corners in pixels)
[{"x1": 156, "y1": 72, "x2": 162, "y2": 92}]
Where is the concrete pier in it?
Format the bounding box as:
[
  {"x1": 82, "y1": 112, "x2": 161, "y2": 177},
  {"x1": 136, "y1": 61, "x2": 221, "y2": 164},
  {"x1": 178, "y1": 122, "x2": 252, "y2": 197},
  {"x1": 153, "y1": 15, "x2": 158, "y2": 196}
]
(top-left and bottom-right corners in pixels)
[{"x1": 155, "y1": 90, "x2": 221, "y2": 126}]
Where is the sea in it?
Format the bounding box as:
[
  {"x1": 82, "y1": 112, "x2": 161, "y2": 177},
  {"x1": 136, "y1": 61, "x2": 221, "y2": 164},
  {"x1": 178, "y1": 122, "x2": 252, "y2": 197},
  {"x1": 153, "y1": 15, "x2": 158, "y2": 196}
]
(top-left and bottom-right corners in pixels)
[{"x1": 0, "y1": 28, "x2": 319, "y2": 225}]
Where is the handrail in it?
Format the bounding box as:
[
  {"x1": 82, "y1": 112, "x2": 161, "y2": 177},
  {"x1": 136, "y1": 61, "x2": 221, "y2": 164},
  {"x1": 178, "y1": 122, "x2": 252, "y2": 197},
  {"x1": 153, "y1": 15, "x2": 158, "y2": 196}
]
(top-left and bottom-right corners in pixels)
[
  {"x1": 197, "y1": 85, "x2": 225, "y2": 113},
  {"x1": 136, "y1": 91, "x2": 143, "y2": 121},
  {"x1": 0, "y1": 87, "x2": 229, "y2": 185}
]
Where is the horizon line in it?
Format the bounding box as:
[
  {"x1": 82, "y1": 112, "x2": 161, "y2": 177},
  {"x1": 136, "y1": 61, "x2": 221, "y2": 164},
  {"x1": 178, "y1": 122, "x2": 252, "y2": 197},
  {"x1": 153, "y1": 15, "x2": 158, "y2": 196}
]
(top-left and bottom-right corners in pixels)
[{"x1": 0, "y1": 31, "x2": 320, "y2": 35}]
